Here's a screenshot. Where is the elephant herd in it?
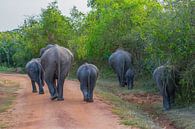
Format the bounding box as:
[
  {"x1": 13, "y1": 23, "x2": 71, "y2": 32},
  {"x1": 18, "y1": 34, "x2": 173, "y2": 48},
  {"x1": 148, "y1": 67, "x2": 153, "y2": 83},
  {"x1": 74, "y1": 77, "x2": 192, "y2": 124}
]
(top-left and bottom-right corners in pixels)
[
  {"x1": 26, "y1": 44, "x2": 98, "y2": 102},
  {"x1": 26, "y1": 44, "x2": 179, "y2": 110},
  {"x1": 109, "y1": 49, "x2": 179, "y2": 111}
]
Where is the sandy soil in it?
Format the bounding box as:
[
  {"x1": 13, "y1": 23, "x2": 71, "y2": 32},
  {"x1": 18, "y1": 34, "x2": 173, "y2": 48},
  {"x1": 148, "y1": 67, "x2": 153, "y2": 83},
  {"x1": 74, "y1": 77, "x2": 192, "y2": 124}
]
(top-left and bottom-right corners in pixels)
[{"x1": 0, "y1": 73, "x2": 136, "y2": 129}]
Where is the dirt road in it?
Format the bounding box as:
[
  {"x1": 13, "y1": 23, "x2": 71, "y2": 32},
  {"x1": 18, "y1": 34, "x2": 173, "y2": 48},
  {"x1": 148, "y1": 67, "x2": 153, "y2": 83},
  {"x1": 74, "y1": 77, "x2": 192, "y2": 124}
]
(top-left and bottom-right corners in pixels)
[{"x1": 0, "y1": 73, "x2": 133, "y2": 129}]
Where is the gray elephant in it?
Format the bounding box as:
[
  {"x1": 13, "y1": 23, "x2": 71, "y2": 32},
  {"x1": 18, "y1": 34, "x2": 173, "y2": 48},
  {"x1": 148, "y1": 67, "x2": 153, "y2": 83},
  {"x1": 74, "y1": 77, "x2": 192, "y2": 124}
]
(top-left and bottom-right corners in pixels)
[
  {"x1": 109, "y1": 49, "x2": 133, "y2": 87},
  {"x1": 40, "y1": 44, "x2": 73, "y2": 101},
  {"x1": 125, "y1": 68, "x2": 135, "y2": 90},
  {"x1": 153, "y1": 65, "x2": 179, "y2": 110},
  {"x1": 40, "y1": 44, "x2": 55, "y2": 57},
  {"x1": 25, "y1": 58, "x2": 44, "y2": 94},
  {"x1": 77, "y1": 63, "x2": 99, "y2": 102}
]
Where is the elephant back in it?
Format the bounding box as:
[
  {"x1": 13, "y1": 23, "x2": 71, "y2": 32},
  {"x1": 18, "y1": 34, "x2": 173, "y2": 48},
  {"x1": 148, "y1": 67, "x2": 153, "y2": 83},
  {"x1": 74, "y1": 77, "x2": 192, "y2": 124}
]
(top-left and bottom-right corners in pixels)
[{"x1": 77, "y1": 63, "x2": 99, "y2": 80}]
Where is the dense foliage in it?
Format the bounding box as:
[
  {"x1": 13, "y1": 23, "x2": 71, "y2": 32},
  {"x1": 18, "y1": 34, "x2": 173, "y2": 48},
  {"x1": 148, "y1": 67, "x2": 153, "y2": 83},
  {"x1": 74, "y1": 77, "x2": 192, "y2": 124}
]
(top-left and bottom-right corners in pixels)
[{"x1": 0, "y1": 0, "x2": 194, "y2": 104}]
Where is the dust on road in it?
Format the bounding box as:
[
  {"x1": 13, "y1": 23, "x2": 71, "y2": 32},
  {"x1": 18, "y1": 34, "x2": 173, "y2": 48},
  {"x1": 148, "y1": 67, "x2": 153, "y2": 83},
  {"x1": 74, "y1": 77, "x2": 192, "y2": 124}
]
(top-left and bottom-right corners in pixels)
[{"x1": 0, "y1": 73, "x2": 134, "y2": 129}]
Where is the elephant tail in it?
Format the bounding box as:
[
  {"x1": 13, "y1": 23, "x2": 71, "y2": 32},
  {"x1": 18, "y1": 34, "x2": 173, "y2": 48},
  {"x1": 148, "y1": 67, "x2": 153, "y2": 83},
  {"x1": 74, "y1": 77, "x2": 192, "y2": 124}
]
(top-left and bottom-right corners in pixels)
[
  {"x1": 121, "y1": 57, "x2": 125, "y2": 85},
  {"x1": 87, "y1": 66, "x2": 91, "y2": 97},
  {"x1": 57, "y1": 55, "x2": 61, "y2": 84}
]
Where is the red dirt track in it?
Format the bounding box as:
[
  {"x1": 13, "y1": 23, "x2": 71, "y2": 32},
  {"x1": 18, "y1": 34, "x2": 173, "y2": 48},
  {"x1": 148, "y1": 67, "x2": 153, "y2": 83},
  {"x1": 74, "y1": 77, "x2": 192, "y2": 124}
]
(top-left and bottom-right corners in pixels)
[{"x1": 0, "y1": 73, "x2": 134, "y2": 129}]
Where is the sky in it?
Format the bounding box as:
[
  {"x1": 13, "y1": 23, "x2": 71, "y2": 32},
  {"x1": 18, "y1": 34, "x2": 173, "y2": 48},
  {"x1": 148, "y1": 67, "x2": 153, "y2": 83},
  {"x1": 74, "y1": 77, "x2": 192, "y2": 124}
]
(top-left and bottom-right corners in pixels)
[{"x1": 0, "y1": 0, "x2": 90, "y2": 32}]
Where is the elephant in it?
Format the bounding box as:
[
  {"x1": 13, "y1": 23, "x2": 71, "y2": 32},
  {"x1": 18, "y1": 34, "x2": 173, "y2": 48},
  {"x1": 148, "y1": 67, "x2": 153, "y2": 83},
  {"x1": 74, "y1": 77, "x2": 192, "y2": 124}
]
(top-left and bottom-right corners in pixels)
[
  {"x1": 40, "y1": 44, "x2": 55, "y2": 57},
  {"x1": 40, "y1": 44, "x2": 74, "y2": 101},
  {"x1": 125, "y1": 68, "x2": 135, "y2": 90},
  {"x1": 109, "y1": 49, "x2": 133, "y2": 87},
  {"x1": 25, "y1": 58, "x2": 44, "y2": 94},
  {"x1": 77, "y1": 63, "x2": 99, "y2": 102},
  {"x1": 153, "y1": 65, "x2": 179, "y2": 110}
]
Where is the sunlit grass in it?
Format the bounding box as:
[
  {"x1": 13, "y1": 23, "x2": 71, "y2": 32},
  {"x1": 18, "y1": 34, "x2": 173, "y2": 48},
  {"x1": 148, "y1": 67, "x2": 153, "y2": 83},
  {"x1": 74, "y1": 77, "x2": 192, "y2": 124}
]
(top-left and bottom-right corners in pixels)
[
  {"x1": 0, "y1": 123, "x2": 7, "y2": 129},
  {"x1": 95, "y1": 79, "x2": 160, "y2": 129},
  {"x1": 95, "y1": 77, "x2": 195, "y2": 129},
  {"x1": 0, "y1": 66, "x2": 25, "y2": 74},
  {"x1": 0, "y1": 79, "x2": 19, "y2": 128}
]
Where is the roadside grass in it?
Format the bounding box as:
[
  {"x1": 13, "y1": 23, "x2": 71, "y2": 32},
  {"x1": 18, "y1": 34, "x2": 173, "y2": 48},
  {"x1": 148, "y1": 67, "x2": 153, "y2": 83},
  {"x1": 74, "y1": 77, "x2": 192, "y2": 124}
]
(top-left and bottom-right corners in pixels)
[
  {"x1": 0, "y1": 79, "x2": 19, "y2": 128},
  {"x1": 95, "y1": 76, "x2": 195, "y2": 129},
  {"x1": 166, "y1": 104, "x2": 195, "y2": 129},
  {"x1": 0, "y1": 95, "x2": 16, "y2": 113},
  {"x1": 0, "y1": 66, "x2": 25, "y2": 74},
  {"x1": 95, "y1": 79, "x2": 161, "y2": 129},
  {"x1": 0, "y1": 124, "x2": 7, "y2": 129},
  {"x1": 0, "y1": 66, "x2": 15, "y2": 73}
]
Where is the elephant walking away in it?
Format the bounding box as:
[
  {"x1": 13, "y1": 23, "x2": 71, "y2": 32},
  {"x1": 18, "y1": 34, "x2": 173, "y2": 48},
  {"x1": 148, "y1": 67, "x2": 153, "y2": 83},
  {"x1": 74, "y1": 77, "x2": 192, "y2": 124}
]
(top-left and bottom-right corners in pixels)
[
  {"x1": 153, "y1": 65, "x2": 179, "y2": 110},
  {"x1": 125, "y1": 68, "x2": 135, "y2": 90},
  {"x1": 25, "y1": 58, "x2": 44, "y2": 94},
  {"x1": 109, "y1": 49, "x2": 133, "y2": 87},
  {"x1": 40, "y1": 44, "x2": 73, "y2": 100},
  {"x1": 77, "y1": 63, "x2": 99, "y2": 102}
]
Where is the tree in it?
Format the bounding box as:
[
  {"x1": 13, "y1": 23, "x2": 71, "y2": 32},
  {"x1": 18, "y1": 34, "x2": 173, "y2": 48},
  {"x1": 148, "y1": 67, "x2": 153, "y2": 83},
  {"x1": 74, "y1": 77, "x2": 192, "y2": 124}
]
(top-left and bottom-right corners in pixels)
[{"x1": 40, "y1": 1, "x2": 73, "y2": 46}]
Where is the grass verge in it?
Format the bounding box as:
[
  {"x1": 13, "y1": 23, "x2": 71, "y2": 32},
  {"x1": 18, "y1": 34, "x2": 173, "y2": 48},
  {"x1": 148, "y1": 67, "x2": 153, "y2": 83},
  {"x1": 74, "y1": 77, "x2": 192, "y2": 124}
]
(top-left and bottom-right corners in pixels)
[
  {"x1": 0, "y1": 66, "x2": 15, "y2": 73},
  {"x1": 166, "y1": 104, "x2": 195, "y2": 129},
  {"x1": 0, "y1": 66, "x2": 25, "y2": 74},
  {"x1": 0, "y1": 79, "x2": 19, "y2": 128},
  {"x1": 95, "y1": 78, "x2": 195, "y2": 129},
  {"x1": 95, "y1": 79, "x2": 161, "y2": 129}
]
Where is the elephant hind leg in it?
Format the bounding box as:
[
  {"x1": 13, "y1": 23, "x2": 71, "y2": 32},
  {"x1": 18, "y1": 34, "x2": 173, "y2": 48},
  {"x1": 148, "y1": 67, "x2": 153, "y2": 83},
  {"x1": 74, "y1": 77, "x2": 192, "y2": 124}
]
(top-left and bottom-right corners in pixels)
[
  {"x1": 131, "y1": 79, "x2": 134, "y2": 88},
  {"x1": 128, "y1": 80, "x2": 133, "y2": 90},
  {"x1": 37, "y1": 81, "x2": 44, "y2": 94},
  {"x1": 119, "y1": 70, "x2": 126, "y2": 87},
  {"x1": 31, "y1": 80, "x2": 37, "y2": 93},
  {"x1": 82, "y1": 87, "x2": 88, "y2": 102},
  {"x1": 57, "y1": 74, "x2": 66, "y2": 101},
  {"x1": 163, "y1": 94, "x2": 171, "y2": 111},
  {"x1": 79, "y1": 74, "x2": 88, "y2": 102},
  {"x1": 87, "y1": 77, "x2": 96, "y2": 102},
  {"x1": 45, "y1": 78, "x2": 57, "y2": 100},
  {"x1": 44, "y1": 67, "x2": 57, "y2": 100},
  {"x1": 117, "y1": 73, "x2": 123, "y2": 87}
]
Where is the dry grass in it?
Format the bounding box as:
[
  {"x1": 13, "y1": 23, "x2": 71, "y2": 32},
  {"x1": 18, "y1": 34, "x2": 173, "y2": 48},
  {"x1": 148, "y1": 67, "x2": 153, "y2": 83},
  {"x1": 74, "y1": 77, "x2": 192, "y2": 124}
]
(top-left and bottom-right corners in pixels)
[
  {"x1": 95, "y1": 79, "x2": 161, "y2": 129},
  {"x1": 95, "y1": 78, "x2": 195, "y2": 129},
  {"x1": 0, "y1": 79, "x2": 19, "y2": 128}
]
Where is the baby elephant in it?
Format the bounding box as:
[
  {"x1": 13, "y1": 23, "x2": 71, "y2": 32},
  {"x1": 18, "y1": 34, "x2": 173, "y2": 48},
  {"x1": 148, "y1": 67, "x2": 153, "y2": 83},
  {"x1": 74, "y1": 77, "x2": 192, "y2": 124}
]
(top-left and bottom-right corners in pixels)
[
  {"x1": 153, "y1": 65, "x2": 179, "y2": 110},
  {"x1": 26, "y1": 58, "x2": 44, "y2": 94},
  {"x1": 77, "y1": 63, "x2": 99, "y2": 102},
  {"x1": 125, "y1": 68, "x2": 135, "y2": 90}
]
